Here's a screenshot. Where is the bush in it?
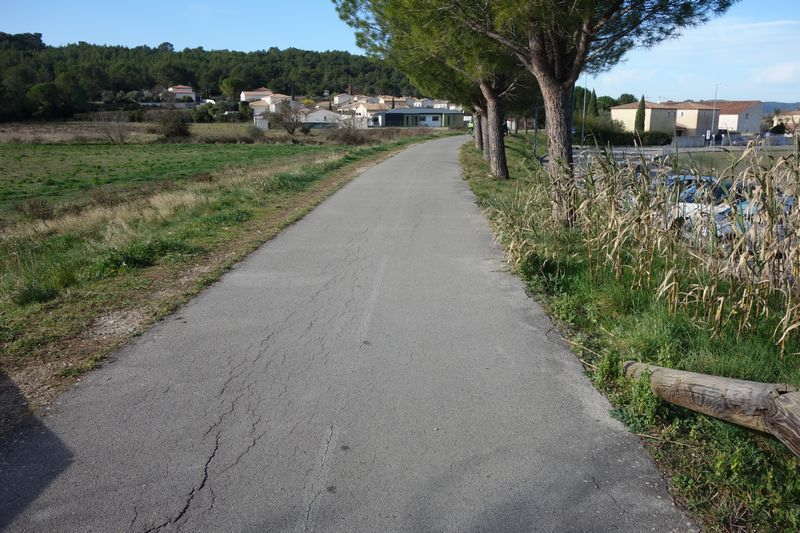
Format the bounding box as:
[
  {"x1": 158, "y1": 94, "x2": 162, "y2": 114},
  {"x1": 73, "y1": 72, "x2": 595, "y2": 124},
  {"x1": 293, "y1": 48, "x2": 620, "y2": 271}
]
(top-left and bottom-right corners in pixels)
[
  {"x1": 640, "y1": 130, "x2": 672, "y2": 146},
  {"x1": 158, "y1": 111, "x2": 191, "y2": 139},
  {"x1": 577, "y1": 115, "x2": 672, "y2": 146},
  {"x1": 325, "y1": 126, "x2": 370, "y2": 146},
  {"x1": 127, "y1": 109, "x2": 145, "y2": 122},
  {"x1": 93, "y1": 238, "x2": 199, "y2": 276},
  {"x1": 13, "y1": 282, "x2": 58, "y2": 306},
  {"x1": 245, "y1": 124, "x2": 265, "y2": 141}
]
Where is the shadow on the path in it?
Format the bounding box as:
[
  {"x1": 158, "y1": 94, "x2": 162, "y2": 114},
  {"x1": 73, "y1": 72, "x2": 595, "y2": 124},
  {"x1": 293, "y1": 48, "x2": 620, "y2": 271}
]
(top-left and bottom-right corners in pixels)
[{"x1": 0, "y1": 371, "x2": 72, "y2": 529}]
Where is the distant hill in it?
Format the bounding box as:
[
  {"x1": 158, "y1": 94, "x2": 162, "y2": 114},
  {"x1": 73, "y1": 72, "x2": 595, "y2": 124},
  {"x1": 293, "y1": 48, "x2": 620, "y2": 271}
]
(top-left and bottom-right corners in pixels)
[
  {"x1": 0, "y1": 32, "x2": 417, "y2": 121},
  {"x1": 763, "y1": 102, "x2": 800, "y2": 114}
]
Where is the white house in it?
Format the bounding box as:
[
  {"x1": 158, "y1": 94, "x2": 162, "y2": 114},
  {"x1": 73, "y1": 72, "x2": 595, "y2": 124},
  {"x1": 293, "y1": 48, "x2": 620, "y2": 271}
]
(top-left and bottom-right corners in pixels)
[
  {"x1": 413, "y1": 98, "x2": 434, "y2": 108},
  {"x1": 302, "y1": 109, "x2": 343, "y2": 128},
  {"x1": 713, "y1": 101, "x2": 763, "y2": 133},
  {"x1": 432, "y1": 100, "x2": 450, "y2": 109},
  {"x1": 240, "y1": 87, "x2": 273, "y2": 102},
  {"x1": 167, "y1": 85, "x2": 196, "y2": 101},
  {"x1": 333, "y1": 93, "x2": 352, "y2": 106},
  {"x1": 355, "y1": 102, "x2": 388, "y2": 127}
]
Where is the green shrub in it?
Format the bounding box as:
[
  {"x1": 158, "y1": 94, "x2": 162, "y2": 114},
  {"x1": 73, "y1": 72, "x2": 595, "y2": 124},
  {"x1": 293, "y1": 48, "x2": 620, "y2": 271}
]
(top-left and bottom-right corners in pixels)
[
  {"x1": 13, "y1": 282, "x2": 59, "y2": 306},
  {"x1": 640, "y1": 131, "x2": 672, "y2": 146},
  {"x1": 158, "y1": 111, "x2": 191, "y2": 139},
  {"x1": 93, "y1": 238, "x2": 199, "y2": 275}
]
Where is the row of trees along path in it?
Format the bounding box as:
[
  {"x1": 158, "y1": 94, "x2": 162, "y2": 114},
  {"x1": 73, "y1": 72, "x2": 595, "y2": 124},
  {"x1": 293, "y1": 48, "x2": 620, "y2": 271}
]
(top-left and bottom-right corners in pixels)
[{"x1": 335, "y1": 0, "x2": 736, "y2": 223}]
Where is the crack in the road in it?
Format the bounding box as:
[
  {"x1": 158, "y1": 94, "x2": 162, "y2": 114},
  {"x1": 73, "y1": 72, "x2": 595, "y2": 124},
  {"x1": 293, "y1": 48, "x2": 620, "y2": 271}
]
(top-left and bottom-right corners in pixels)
[
  {"x1": 301, "y1": 424, "x2": 335, "y2": 532},
  {"x1": 142, "y1": 433, "x2": 221, "y2": 532}
]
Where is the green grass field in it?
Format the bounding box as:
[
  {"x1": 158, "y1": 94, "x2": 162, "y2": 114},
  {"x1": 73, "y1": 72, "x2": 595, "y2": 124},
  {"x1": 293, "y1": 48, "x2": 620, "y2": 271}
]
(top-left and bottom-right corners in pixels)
[{"x1": 0, "y1": 143, "x2": 334, "y2": 224}]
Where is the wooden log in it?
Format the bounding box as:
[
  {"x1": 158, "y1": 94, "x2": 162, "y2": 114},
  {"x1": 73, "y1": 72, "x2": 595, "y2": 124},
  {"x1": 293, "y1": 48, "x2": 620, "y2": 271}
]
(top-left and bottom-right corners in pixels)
[{"x1": 623, "y1": 361, "x2": 800, "y2": 458}]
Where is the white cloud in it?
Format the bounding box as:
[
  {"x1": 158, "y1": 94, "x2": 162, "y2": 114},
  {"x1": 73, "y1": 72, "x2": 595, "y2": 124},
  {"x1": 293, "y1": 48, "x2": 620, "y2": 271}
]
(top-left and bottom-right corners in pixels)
[
  {"x1": 585, "y1": 16, "x2": 800, "y2": 101},
  {"x1": 760, "y1": 62, "x2": 800, "y2": 84}
]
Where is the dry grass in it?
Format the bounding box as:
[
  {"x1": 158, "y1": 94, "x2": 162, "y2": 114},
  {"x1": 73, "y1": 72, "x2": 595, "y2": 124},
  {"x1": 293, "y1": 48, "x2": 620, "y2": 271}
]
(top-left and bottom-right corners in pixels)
[
  {"x1": 0, "y1": 122, "x2": 157, "y2": 144},
  {"x1": 498, "y1": 144, "x2": 800, "y2": 353}
]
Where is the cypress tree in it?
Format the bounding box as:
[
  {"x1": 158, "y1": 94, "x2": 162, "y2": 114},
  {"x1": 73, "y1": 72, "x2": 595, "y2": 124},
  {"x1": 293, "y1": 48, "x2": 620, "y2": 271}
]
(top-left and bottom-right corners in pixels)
[
  {"x1": 590, "y1": 89, "x2": 599, "y2": 116},
  {"x1": 635, "y1": 95, "x2": 646, "y2": 133}
]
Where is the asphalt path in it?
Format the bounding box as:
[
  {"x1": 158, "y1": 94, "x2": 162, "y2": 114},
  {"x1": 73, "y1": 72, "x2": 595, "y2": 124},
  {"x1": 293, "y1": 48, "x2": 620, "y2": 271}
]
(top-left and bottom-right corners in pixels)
[{"x1": 1, "y1": 136, "x2": 692, "y2": 532}]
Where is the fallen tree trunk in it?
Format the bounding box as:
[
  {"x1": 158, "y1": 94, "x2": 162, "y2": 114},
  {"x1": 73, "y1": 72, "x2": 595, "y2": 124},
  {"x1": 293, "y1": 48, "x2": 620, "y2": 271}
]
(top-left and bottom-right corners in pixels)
[{"x1": 623, "y1": 361, "x2": 800, "y2": 457}]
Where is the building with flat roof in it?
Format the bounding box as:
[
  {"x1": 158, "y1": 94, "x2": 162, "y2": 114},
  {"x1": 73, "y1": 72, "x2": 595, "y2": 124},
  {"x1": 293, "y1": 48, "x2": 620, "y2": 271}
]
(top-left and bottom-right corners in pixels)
[{"x1": 380, "y1": 107, "x2": 463, "y2": 128}]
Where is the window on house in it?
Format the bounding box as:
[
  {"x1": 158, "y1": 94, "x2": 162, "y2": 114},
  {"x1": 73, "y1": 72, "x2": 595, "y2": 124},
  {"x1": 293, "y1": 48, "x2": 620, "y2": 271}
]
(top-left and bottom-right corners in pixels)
[
  {"x1": 745, "y1": 113, "x2": 749, "y2": 118},
  {"x1": 432, "y1": 116, "x2": 440, "y2": 121}
]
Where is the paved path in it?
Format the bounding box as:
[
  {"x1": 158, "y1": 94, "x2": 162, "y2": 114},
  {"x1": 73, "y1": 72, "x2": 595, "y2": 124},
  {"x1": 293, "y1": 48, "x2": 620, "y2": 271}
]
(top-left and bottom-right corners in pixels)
[{"x1": 1, "y1": 136, "x2": 691, "y2": 532}]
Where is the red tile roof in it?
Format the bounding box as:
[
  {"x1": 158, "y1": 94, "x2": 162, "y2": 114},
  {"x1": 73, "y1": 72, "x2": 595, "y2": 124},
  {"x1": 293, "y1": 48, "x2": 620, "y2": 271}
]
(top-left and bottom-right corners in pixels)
[
  {"x1": 662, "y1": 101, "x2": 718, "y2": 110},
  {"x1": 612, "y1": 101, "x2": 676, "y2": 110},
  {"x1": 698, "y1": 100, "x2": 761, "y2": 114}
]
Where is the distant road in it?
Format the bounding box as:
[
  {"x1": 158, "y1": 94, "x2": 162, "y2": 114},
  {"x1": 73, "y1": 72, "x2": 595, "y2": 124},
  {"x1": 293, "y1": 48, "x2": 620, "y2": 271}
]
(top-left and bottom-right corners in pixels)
[{"x1": 1, "y1": 136, "x2": 692, "y2": 532}]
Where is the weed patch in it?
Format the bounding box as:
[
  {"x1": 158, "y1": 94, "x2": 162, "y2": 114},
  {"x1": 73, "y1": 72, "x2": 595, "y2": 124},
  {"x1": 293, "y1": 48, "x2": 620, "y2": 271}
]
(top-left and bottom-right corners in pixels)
[{"x1": 461, "y1": 134, "x2": 800, "y2": 531}]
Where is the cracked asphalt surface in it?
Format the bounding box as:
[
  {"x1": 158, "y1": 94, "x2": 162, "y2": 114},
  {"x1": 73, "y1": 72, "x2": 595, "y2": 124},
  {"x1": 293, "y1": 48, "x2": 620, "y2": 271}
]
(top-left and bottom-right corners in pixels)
[{"x1": 0, "y1": 136, "x2": 693, "y2": 532}]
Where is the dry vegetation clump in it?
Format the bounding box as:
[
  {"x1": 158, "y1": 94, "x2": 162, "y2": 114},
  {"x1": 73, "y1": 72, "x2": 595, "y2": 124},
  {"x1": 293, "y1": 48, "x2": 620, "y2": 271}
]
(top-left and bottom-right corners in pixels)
[{"x1": 497, "y1": 144, "x2": 800, "y2": 353}]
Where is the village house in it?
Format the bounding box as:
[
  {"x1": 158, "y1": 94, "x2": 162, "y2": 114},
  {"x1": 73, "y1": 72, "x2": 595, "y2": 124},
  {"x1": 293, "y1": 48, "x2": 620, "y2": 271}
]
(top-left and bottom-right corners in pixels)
[
  {"x1": 663, "y1": 101, "x2": 718, "y2": 136},
  {"x1": 379, "y1": 107, "x2": 463, "y2": 128},
  {"x1": 431, "y1": 100, "x2": 450, "y2": 109},
  {"x1": 333, "y1": 93, "x2": 353, "y2": 106},
  {"x1": 378, "y1": 95, "x2": 408, "y2": 108},
  {"x1": 772, "y1": 109, "x2": 800, "y2": 132},
  {"x1": 412, "y1": 98, "x2": 434, "y2": 108},
  {"x1": 610, "y1": 101, "x2": 676, "y2": 133},
  {"x1": 167, "y1": 85, "x2": 196, "y2": 101},
  {"x1": 712, "y1": 101, "x2": 763, "y2": 133},
  {"x1": 355, "y1": 102, "x2": 389, "y2": 126},
  {"x1": 302, "y1": 109, "x2": 342, "y2": 128},
  {"x1": 240, "y1": 87, "x2": 273, "y2": 102}
]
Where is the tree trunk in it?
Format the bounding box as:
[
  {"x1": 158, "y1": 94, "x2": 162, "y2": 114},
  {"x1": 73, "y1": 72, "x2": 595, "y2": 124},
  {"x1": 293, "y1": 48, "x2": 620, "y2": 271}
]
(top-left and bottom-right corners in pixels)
[
  {"x1": 479, "y1": 82, "x2": 509, "y2": 180},
  {"x1": 624, "y1": 361, "x2": 800, "y2": 458},
  {"x1": 536, "y1": 77, "x2": 576, "y2": 225},
  {"x1": 473, "y1": 106, "x2": 484, "y2": 152},
  {"x1": 539, "y1": 78, "x2": 574, "y2": 173},
  {"x1": 480, "y1": 113, "x2": 489, "y2": 161}
]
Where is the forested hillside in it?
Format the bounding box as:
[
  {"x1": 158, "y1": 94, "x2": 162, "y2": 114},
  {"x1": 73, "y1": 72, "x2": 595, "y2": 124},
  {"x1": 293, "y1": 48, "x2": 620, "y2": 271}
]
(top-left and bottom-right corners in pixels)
[{"x1": 0, "y1": 32, "x2": 416, "y2": 121}]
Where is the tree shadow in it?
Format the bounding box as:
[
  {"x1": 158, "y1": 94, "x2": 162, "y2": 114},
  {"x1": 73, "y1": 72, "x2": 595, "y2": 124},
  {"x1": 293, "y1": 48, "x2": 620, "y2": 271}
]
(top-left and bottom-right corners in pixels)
[{"x1": 0, "y1": 371, "x2": 72, "y2": 529}]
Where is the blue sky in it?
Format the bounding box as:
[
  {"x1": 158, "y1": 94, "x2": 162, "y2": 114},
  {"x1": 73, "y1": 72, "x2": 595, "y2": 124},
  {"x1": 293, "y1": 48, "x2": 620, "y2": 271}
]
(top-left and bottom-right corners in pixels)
[{"x1": 3, "y1": 0, "x2": 799, "y2": 102}]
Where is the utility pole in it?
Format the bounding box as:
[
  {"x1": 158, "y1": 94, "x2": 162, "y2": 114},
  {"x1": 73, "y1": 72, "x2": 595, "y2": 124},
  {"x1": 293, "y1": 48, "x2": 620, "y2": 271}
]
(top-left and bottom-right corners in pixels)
[
  {"x1": 711, "y1": 84, "x2": 719, "y2": 145},
  {"x1": 581, "y1": 86, "x2": 588, "y2": 145}
]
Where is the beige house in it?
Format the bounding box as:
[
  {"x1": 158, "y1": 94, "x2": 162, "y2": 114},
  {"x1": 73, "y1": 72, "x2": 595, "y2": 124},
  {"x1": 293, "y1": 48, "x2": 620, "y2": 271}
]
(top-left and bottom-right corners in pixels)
[
  {"x1": 610, "y1": 101, "x2": 676, "y2": 133},
  {"x1": 711, "y1": 101, "x2": 762, "y2": 133},
  {"x1": 773, "y1": 110, "x2": 800, "y2": 132},
  {"x1": 663, "y1": 102, "x2": 718, "y2": 136},
  {"x1": 240, "y1": 87, "x2": 273, "y2": 102},
  {"x1": 167, "y1": 85, "x2": 196, "y2": 101}
]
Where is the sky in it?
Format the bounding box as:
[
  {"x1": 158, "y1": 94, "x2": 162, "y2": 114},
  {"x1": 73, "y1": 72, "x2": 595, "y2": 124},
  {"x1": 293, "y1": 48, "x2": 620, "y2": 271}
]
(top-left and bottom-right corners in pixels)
[{"x1": 3, "y1": 0, "x2": 799, "y2": 102}]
